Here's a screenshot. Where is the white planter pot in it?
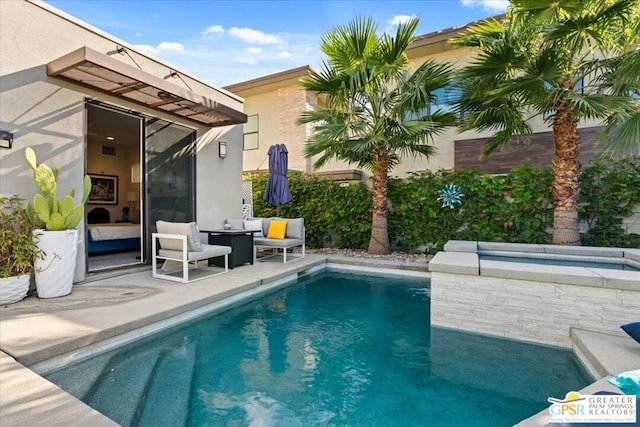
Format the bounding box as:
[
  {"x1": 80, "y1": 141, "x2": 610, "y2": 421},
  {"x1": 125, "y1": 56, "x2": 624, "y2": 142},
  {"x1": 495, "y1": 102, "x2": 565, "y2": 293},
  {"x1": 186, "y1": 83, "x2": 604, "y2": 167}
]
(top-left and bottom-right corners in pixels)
[
  {"x1": 0, "y1": 274, "x2": 30, "y2": 305},
  {"x1": 33, "y1": 229, "x2": 78, "y2": 298}
]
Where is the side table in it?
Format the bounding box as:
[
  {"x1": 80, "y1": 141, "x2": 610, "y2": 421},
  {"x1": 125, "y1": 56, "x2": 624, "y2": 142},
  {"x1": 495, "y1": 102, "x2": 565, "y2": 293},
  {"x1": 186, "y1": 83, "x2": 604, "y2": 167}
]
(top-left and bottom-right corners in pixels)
[{"x1": 202, "y1": 229, "x2": 258, "y2": 269}]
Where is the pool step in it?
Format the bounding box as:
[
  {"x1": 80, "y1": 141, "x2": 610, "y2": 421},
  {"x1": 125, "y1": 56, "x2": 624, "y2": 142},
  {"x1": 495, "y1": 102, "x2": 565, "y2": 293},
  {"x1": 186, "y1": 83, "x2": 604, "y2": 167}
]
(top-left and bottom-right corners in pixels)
[
  {"x1": 132, "y1": 339, "x2": 197, "y2": 427},
  {"x1": 45, "y1": 351, "x2": 114, "y2": 400},
  {"x1": 82, "y1": 346, "x2": 163, "y2": 426}
]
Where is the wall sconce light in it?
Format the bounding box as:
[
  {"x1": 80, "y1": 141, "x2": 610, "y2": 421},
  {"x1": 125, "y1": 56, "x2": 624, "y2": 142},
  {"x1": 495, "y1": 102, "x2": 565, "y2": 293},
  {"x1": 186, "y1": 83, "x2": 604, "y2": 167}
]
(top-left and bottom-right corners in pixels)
[
  {"x1": 0, "y1": 130, "x2": 14, "y2": 149},
  {"x1": 219, "y1": 141, "x2": 227, "y2": 158}
]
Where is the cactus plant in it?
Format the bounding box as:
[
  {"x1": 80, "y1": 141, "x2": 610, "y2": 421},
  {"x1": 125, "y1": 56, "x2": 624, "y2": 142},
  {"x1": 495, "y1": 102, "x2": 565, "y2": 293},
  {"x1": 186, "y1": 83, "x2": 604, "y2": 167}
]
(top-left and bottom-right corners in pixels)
[{"x1": 25, "y1": 147, "x2": 92, "y2": 231}]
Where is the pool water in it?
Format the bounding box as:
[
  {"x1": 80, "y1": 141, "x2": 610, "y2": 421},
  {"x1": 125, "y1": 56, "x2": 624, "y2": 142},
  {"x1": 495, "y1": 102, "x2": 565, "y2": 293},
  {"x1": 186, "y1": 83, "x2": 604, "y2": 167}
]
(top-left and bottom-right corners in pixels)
[
  {"x1": 480, "y1": 254, "x2": 639, "y2": 271},
  {"x1": 46, "y1": 272, "x2": 591, "y2": 426}
]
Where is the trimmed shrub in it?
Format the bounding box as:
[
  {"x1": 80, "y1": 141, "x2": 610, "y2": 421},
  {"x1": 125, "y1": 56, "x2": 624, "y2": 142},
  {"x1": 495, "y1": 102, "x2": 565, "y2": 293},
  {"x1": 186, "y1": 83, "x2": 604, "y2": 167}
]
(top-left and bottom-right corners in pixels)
[{"x1": 249, "y1": 158, "x2": 639, "y2": 252}]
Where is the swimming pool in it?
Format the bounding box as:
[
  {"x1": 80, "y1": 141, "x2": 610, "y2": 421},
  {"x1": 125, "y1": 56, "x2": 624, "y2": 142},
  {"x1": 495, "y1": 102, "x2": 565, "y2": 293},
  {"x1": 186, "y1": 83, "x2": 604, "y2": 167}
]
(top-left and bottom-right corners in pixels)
[
  {"x1": 479, "y1": 254, "x2": 640, "y2": 271},
  {"x1": 45, "y1": 271, "x2": 591, "y2": 426}
]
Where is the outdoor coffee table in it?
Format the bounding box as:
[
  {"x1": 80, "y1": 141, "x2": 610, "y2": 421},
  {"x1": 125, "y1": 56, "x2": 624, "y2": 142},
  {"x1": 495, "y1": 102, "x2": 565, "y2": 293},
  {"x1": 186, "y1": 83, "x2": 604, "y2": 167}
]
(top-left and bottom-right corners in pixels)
[{"x1": 201, "y1": 229, "x2": 259, "y2": 269}]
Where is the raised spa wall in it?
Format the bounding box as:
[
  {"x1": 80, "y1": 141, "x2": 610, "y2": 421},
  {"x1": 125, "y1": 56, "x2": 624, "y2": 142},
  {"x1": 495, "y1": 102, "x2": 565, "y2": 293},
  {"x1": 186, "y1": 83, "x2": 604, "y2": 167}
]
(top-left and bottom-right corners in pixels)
[{"x1": 429, "y1": 241, "x2": 640, "y2": 350}]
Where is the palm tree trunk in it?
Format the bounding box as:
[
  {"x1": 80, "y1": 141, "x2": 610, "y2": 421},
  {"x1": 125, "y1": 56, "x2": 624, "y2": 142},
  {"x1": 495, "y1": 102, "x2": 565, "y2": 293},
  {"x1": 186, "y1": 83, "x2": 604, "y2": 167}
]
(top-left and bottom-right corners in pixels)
[
  {"x1": 368, "y1": 150, "x2": 390, "y2": 254},
  {"x1": 551, "y1": 108, "x2": 581, "y2": 245}
]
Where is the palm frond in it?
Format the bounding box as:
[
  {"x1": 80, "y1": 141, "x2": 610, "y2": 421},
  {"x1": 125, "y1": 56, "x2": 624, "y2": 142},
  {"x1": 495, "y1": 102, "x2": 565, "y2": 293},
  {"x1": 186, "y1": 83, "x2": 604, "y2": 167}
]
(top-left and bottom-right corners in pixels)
[
  {"x1": 399, "y1": 59, "x2": 453, "y2": 111},
  {"x1": 510, "y1": 0, "x2": 585, "y2": 24},
  {"x1": 378, "y1": 16, "x2": 418, "y2": 66},
  {"x1": 450, "y1": 18, "x2": 506, "y2": 48},
  {"x1": 592, "y1": 49, "x2": 640, "y2": 95},
  {"x1": 482, "y1": 125, "x2": 533, "y2": 158},
  {"x1": 598, "y1": 109, "x2": 640, "y2": 157},
  {"x1": 300, "y1": 63, "x2": 341, "y2": 93},
  {"x1": 457, "y1": 35, "x2": 528, "y2": 86},
  {"x1": 300, "y1": 15, "x2": 457, "y2": 173},
  {"x1": 564, "y1": 91, "x2": 636, "y2": 119},
  {"x1": 459, "y1": 96, "x2": 531, "y2": 137},
  {"x1": 543, "y1": 0, "x2": 635, "y2": 56},
  {"x1": 320, "y1": 16, "x2": 378, "y2": 72},
  {"x1": 455, "y1": 0, "x2": 639, "y2": 161}
]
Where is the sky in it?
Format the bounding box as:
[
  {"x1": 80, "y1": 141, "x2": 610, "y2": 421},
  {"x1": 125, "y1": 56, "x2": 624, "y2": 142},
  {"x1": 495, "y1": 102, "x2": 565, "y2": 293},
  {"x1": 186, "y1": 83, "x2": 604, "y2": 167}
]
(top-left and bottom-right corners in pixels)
[{"x1": 46, "y1": 0, "x2": 509, "y2": 87}]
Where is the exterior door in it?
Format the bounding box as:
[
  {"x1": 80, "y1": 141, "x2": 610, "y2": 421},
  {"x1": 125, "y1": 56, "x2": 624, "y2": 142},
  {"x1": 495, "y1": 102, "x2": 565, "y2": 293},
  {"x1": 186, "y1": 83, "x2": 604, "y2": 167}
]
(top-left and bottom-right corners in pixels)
[{"x1": 143, "y1": 118, "x2": 196, "y2": 261}]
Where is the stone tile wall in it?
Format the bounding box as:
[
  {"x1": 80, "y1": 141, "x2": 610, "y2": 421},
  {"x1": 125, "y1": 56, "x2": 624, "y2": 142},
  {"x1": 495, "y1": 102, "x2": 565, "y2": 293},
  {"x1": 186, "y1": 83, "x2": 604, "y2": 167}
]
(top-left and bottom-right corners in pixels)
[{"x1": 430, "y1": 272, "x2": 640, "y2": 348}]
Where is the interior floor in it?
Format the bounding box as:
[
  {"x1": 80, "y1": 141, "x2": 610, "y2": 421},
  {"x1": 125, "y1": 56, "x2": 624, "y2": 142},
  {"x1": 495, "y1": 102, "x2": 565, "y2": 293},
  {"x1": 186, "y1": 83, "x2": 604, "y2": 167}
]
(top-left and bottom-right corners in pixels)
[{"x1": 88, "y1": 251, "x2": 142, "y2": 272}]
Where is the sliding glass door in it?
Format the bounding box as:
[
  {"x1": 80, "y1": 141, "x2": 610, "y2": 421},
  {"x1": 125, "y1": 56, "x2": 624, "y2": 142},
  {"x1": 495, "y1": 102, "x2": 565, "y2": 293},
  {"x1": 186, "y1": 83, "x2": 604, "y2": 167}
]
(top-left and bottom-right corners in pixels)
[{"x1": 143, "y1": 118, "x2": 196, "y2": 261}]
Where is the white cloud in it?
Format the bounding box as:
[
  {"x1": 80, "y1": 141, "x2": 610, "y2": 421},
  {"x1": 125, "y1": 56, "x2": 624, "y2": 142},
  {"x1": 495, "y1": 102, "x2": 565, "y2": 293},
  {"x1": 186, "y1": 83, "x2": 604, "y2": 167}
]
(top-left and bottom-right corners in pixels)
[
  {"x1": 133, "y1": 44, "x2": 159, "y2": 56},
  {"x1": 202, "y1": 25, "x2": 225, "y2": 36},
  {"x1": 157, "y1": 41, "x2": 184, "y2": 52},
  {"x1": 460, "y1": 0, "x2": 509, "y2": 13},
  {"x1": 132, "y1": 41, "x2": 184, "y2": 56},
  {"x1": 228, "y1": 27, "x2": 282, "y2": 45},
  {"x1": 388, "y1": 14, "x2": 417, "y2": 26},
  {"x1": 131, "y1": 27, "x2": 322, "y2": 86},
  {"x1": 384, "y1": 14, "x2": 418, "y2": 34}
]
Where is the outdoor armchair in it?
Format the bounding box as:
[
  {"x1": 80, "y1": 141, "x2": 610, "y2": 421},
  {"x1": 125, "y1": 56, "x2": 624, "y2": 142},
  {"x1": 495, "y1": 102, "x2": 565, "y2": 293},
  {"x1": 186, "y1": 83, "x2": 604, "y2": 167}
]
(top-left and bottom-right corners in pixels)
[{"x1": 152, "y1": 220, "x2": 231, "y2": 283}]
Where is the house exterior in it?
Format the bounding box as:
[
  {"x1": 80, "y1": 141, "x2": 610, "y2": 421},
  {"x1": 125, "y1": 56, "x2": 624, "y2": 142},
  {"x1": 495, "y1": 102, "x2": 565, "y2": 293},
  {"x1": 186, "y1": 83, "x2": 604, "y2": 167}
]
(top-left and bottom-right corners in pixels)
[
  {"x1": 226, "y1": 19, "x2": 638, "y2": 237},
  {"x1": 228, "y1": 20, "x2": 610, "y2": 180},
  {"x1": 225, "y1": 66, "x2": 365, "y2": 181},
  {"x1": 0, "y1": 0, "x2": 247, "y2": 282}
]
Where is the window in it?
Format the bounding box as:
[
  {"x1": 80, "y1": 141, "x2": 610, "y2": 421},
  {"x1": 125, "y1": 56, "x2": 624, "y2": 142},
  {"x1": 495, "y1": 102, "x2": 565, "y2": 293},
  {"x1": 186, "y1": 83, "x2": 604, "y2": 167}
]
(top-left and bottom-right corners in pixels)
[
  {"x1": 429, "y1": 86, "x2": 462, "y2": 115},
  {"x1": 404, "y1": 86, "x2": 462, "y2": 121},
  {"x1": 243, "y1": 115, "x2": 258, "y2": 150}
]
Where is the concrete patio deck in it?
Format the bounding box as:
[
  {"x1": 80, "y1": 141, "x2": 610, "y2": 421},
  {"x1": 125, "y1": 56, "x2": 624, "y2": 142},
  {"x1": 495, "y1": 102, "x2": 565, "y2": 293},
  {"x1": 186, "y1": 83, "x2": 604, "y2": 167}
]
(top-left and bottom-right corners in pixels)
[{"x1": 0, "y1": 254, "x2": 637, "y2": 426}]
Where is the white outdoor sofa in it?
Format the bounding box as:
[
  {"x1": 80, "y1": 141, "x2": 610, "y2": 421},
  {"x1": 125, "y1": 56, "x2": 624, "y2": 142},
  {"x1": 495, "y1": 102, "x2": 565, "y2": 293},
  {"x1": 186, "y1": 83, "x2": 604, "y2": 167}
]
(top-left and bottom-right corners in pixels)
[
  {"x1": 228, "y1": 217, "x2": 305, "y2": 264},
  {"x1": 152, "y1": 220, "x2": 231, "y2": 283}
]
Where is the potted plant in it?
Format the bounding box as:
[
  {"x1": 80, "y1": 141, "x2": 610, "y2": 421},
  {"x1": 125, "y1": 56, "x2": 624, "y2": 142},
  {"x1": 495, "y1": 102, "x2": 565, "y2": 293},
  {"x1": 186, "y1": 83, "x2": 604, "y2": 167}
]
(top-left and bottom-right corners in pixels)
[
  {"x1": 25, "y1": 147, "x2": 91, "y2": 298},
  {"x1": 0, "y1": 195, "x2": 42, "y2": 304}
]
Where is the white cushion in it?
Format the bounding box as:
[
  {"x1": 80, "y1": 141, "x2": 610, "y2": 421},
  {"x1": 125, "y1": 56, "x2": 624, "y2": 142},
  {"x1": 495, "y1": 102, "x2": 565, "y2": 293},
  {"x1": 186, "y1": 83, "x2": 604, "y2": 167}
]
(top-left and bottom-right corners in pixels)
[
  {"x1": 243, "y1": 219, "x2": 264, "y2": 237},
  {"x1": 156, "y1": 221, "x2": 203, "y2": 252},
  {"x1": 159, "y1": 244, "x2": 230, "y2": 261},
  {"x1": 256, "y1": 217, "x2": 269, "y2": 236},
  {"x1": 285, "y1": 218, "x2": 304, "y2": 239}
]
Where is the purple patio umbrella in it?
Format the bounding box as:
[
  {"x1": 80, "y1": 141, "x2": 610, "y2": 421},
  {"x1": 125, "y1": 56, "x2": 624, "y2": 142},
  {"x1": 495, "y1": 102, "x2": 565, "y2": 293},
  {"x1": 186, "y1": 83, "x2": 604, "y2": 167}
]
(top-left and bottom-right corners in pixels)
[{"x1": 264, "y1": 144, "x2": 292, "y2": 214}]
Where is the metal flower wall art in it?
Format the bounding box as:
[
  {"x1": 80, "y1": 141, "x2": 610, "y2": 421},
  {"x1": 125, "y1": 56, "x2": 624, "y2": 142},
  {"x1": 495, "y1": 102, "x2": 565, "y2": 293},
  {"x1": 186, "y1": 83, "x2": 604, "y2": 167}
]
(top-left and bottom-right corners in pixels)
[{"x1": 437, "y1": 184, "x2": 464, "y2": 209}]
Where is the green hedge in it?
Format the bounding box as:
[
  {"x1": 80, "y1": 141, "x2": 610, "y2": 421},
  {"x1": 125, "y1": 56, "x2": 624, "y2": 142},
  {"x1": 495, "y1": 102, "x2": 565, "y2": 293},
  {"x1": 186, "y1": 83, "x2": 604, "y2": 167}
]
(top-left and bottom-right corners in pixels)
[
  {"x1": 579, "y1": 158, "x2": 640, "y2": 248},
  {"x1": 249, "y1": 158, "x2": 639, "y2": 252},
  {"x1": 249, "y1": 171, "x2": 372, "y2": 249}
]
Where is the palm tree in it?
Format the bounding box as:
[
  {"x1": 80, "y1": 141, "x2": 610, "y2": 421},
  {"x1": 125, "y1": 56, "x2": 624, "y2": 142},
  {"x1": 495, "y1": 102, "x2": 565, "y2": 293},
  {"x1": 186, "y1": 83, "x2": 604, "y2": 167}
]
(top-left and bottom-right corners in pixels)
[
  {"x1": 299, "y1": 16, "x2": 457, "y2": 254},
  {"x1": 452, "y1": 0, "x2": 640, "y2": 245}
]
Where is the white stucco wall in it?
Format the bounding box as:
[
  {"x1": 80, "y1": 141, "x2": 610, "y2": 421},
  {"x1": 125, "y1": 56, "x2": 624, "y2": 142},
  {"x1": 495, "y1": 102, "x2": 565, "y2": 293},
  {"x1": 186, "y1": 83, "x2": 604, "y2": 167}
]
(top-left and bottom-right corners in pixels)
[{"x1": 0, "y1": 1, "x2": 244, "y2": 281}]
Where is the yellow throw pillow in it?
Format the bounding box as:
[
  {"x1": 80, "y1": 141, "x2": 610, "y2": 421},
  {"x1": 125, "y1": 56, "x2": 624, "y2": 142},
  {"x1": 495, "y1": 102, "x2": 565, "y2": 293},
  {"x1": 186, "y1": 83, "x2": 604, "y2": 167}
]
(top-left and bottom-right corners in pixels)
[{"x1": 267, "y1": 220, "x2": 287, "y2": 239}]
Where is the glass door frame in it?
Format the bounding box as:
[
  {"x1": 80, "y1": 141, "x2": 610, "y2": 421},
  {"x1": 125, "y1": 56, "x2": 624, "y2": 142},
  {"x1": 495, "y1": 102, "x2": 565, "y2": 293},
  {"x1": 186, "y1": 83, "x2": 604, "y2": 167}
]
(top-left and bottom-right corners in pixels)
[{"x1": 142, "y1": 117, "x2": 198, "y2": 262}]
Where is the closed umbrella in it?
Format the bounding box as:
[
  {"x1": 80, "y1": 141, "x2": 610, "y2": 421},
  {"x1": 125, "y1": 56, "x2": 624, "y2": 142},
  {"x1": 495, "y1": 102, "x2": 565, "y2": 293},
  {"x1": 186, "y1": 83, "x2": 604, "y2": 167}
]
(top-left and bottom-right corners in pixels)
[{"x1": 264, "y1": 144, "x2": 292, "y2": 215}]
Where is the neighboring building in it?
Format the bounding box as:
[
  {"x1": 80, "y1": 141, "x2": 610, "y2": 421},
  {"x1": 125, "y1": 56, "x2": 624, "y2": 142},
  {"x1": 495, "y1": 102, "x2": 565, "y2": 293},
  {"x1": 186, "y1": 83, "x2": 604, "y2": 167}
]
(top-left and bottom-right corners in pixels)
[
  {"x1": 404, "y1": 23, "x2": 606, "y2": 176},
  {"x1": 225, "y1": 67, "x2": 363, "y2": 182},
  {"x1": 0, "y1": 1, "x2": 247, "y2": 281},
  {"x1": 228, "y1": 20, "x2": 609, "y2": 180},
  {"x1": 226, "y1": 66, "x2": 314, "y2": 175}
]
